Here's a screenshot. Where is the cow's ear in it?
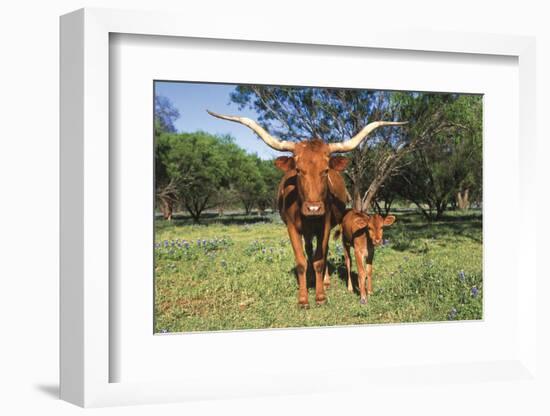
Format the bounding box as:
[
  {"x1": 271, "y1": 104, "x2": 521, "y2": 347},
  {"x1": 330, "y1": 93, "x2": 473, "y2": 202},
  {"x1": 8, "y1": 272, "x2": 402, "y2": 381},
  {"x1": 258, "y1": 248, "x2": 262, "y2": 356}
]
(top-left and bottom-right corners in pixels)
[
  {"x1": 384, "y1": 215, "x2": 396, "y2": 226},
  {"x1": 274, "y1": 156, "x2": 295, "y2": 172},
  {"x1": 329, "y1": 156, "x2": 349, "y2": 171}
]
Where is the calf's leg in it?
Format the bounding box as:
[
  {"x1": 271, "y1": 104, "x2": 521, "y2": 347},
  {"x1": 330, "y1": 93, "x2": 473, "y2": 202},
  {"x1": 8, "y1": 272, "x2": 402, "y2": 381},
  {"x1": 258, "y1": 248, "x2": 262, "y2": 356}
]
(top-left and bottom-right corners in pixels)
[
  {"x1": 354, "y1": 241, "x2": 368, "y2": 304},
  {"x1": 366, "y1": 264, "x2": 373, "y2": 295},
  {"x1": 366, "y1": 242, "x2": 375, "y2": 295},
  {"x1": 323, "y1": 267, "x2": 330, "y2": 290},
  {"x1": 343, "y1": 243, "x2": 352, "y2": 292}
]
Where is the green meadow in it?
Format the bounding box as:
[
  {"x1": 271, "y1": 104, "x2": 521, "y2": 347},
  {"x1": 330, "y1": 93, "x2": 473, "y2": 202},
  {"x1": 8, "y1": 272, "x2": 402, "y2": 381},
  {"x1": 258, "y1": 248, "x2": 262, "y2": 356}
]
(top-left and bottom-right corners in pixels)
[{"x1": 154, "y1": 210, "x2": 482, "y2": 333}]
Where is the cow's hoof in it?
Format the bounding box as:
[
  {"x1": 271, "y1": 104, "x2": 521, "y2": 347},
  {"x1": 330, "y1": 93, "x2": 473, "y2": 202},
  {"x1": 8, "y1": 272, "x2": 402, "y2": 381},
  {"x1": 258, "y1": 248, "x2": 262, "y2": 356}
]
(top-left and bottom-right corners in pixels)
[
  {"x1": 298, "y1": 302, "x2": 310, "y2": 309},
  {"x1": 316, "y1": 298, "x2": 327, "y2": 306},
  {"x1": 360, "y1": 298, "x2": 367, "y2": 305},
  {"x1": 368, "y1": 290, "x2": 374, "y2": 295},
  {"x1": 324, "y1": 282, "x2": 330, "y2": 290},
  {"x1": 347, "y1": 287, "x2": 353, "y2": 293}
]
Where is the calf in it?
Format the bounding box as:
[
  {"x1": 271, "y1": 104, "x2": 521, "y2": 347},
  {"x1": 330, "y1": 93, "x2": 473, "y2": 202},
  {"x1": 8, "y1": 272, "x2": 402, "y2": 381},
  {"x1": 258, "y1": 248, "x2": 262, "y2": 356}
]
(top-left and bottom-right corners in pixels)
[{"x1": 336, "y1": 210, "x2": 395, "y2": 304}]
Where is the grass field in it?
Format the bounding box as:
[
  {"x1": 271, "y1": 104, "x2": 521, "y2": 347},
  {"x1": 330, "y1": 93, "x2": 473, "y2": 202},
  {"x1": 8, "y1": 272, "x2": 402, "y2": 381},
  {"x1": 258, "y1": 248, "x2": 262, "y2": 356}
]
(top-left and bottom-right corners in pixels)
[{"x1": 154, "y1": 210, "x2": 482, "y2": 333}]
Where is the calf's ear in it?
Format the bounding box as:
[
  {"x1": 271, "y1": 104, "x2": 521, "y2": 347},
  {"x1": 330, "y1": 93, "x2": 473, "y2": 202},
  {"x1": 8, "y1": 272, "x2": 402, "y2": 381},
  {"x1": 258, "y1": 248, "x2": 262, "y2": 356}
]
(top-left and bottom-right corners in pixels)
[
  {"x1": 329, "y1": 156, "x2": 349, "y2": 171},
  {"x1": 383, "y1": 215, "x2": 396, "y2": 226},
  {"x1": 274, "y1": 156, "x2": 295, "y2": 172}
]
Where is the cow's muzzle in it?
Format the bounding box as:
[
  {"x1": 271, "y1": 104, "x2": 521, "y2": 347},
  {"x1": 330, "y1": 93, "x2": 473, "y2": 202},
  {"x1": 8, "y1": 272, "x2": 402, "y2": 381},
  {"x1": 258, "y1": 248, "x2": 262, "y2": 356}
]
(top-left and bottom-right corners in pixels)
[{"x1": 302, "y1": 201, "x2": 325, "y2": 216}]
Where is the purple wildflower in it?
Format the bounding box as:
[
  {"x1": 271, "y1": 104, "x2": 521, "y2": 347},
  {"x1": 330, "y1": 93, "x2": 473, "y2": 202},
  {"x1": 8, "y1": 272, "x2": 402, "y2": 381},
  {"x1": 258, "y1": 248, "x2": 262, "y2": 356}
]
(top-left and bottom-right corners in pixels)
[{"x1": 448, "y1": 307, "x2": 458, "y2": 320}]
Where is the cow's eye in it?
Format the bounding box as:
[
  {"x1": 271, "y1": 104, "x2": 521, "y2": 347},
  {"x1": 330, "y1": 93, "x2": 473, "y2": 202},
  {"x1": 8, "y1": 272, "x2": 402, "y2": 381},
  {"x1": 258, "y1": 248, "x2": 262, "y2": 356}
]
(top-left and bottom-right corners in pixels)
[{"x1": 296, "y1": 169, "x2": 302, "y2": 175}]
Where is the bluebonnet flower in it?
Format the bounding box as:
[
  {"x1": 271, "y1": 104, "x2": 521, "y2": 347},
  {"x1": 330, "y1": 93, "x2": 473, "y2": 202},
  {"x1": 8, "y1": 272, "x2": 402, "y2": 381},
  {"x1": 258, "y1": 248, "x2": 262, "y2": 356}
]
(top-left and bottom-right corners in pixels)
[
  {"x1": 458, "y1": 270, "x2": 466, "y2": 281},
  {"x1": 159, "y1": 328, "x2": 168, "y2": 334},
  {"x1": 163, "y1": 240, "x2": 169, "y2": 247},
  {"x1": 197, "y1": 239, "x2": 201, "y2": 247},
  {"x1": 383, "y1": 239, "x2": 389, "y2": 246},
  {"x1": 448, "y1": 307, "x2": 458, "y2": 320},
  {"x1": 471, "y1": 286, "x2": 479, "y2": 298}
]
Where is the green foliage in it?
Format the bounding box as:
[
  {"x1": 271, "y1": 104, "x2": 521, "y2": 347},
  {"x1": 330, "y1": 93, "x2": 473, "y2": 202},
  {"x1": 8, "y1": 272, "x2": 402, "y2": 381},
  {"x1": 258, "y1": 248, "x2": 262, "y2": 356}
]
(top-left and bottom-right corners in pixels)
[
  {"x1": 229, "y1": 86, "x2": 482, "y2": 214},
  {"x1": 390, "y1": 94, "x2": 483, "y2": 219},
  {"x1": 156, "y1": 131, "x2": 230, "y2": 221},
  {"x1": 256, "y1": 158, "x2": 281, "y2": 212},
  {"x1": 154, "y1": 211, "x2": 482, "y2": 332},
  {"x1": 230, "y1": 86, "x2": 395, "y2": 143},
  {"x1": 155, "y1": 131, "x2": 282, "y2": 222}
]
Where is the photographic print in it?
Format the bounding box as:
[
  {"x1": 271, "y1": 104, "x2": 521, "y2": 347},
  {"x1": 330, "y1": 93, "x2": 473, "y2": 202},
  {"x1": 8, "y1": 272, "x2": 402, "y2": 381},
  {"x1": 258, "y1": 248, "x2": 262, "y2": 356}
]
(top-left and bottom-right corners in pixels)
[{"x1": 154, "y1": 82, "x2": 482, "y2": 333}]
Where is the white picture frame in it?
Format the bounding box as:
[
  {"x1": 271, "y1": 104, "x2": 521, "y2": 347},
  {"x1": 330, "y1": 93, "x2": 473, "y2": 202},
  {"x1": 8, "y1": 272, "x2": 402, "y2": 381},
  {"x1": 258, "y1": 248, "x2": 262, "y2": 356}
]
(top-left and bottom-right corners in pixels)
[{"x1": 60, "y1": 7, "x2": 540, "y2": 408}]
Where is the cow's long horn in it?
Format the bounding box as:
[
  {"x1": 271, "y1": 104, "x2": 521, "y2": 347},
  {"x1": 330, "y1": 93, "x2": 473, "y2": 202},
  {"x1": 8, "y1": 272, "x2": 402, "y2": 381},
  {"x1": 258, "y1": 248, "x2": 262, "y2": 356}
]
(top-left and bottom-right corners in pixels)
[
  {"x1": 328, "y1": 121, "x2": 408, "y2": 153},
  {"x1": 207, "y1": 110, "x2": 295, "y2": 152}
]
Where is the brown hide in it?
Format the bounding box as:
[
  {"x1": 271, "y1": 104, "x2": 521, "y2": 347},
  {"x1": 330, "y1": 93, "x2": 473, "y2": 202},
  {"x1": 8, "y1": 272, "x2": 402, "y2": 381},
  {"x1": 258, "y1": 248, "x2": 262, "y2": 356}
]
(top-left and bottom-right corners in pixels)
[
  {"x1": 275, "y1": 140, "x2": 349, "y2": 307},
  {"x1": 340, "y1": 210, "x2": 395, "y2": 304}
]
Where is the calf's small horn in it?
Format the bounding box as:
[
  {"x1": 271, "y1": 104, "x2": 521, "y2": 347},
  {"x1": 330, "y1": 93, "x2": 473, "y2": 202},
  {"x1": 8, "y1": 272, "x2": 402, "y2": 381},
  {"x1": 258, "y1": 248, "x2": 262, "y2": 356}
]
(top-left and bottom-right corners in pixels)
[
  {"x1": 328, "y1": 121, "x2": 408, "y2": 153},
  {"x1": 207, "y1": 110, "x2": 295, "y2": 152}
]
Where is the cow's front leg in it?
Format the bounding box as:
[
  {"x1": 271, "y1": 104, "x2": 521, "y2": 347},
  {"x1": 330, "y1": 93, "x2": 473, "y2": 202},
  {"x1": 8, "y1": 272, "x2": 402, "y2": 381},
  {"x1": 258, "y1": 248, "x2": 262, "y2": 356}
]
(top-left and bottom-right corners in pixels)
[
  {"x1": 312, "y1": 254, "x2": 327, "y2": 305},
  {"x1": 287, "y1": 225, "x2": 309, "y2": 308},
  {"x1": 313, "y1": 220, "x2": 331, "y2": 305}
]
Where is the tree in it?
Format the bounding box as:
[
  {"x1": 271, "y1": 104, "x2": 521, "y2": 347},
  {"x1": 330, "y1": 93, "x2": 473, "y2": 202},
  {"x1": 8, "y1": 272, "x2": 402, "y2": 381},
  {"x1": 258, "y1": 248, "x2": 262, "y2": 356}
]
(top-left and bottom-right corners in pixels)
[
  {"x1": 156, "y1": 132, "x2": 233, "y2": 222},
  {"x1": 393, "y1": 94, "x2": 482, "y2": 220},
  {"x1": 154, "y1": 95, "x2": 180, "y2": 219},
  {"x1": 154, "y1": 95, "x2": 180, "y2": 134},
  {"x1": 257, "y1": 159, "x2": 281, "y2": 213},
  {"x1": 226, "y1": 150, "x2": 265, "y2": 215}
]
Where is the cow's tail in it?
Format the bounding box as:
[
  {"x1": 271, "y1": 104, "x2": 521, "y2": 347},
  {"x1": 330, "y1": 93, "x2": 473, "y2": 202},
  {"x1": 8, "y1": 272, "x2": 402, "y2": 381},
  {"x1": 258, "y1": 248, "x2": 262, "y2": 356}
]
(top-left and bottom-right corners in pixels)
[{"x1": 333, "y1": 226, "x2": 342, "y2": 241}]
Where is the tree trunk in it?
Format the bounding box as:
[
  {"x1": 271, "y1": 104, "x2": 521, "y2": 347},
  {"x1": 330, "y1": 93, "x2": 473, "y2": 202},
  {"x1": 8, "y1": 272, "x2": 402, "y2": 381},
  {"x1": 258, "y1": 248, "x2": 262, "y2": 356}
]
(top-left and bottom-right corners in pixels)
[
  {"x1": 159, "y1": 198, "x2": 173, "y2": 221},
  {"x1": 243, "y1": 200, "x2": 253, "y2": 216},
  {"x1": 353, "y1": 187, "x2": 363, "y2": 211},
  {"x1": 435, "y1": 200, "x2": 446, "y2": 220},
  {"x1": 383, "y1": 198, "x2": 394, "y2": 216},
  {"x1": 457, "y1": 188, "x2": 470, "y2": 210}
]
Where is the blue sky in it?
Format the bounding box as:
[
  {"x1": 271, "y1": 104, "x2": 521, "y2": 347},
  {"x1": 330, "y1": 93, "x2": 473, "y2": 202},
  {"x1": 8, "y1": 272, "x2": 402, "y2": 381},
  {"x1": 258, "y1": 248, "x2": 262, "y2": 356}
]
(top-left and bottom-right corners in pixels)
[{"x1": 154, "y1": 81, "x2": 280, "y2": 160}]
